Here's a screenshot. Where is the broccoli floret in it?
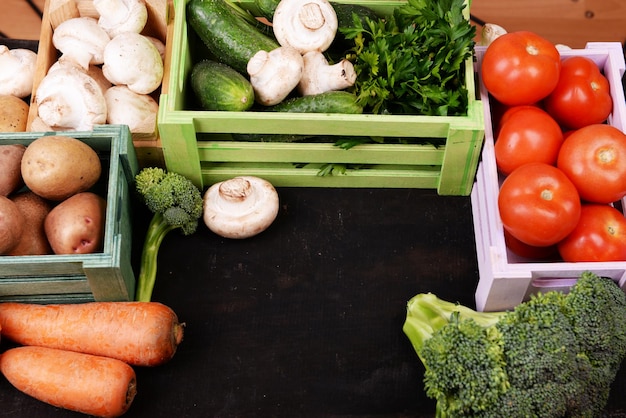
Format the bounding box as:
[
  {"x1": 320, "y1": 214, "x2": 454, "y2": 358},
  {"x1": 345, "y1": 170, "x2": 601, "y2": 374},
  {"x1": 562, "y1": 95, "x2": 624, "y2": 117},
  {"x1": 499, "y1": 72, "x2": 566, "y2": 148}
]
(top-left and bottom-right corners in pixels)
[
  {"x1": 135, "y1": 167, "x2": 203, "y2": 301},
  {"x1": 403, "y1": 271, "x2": 626, "y2": 418}
]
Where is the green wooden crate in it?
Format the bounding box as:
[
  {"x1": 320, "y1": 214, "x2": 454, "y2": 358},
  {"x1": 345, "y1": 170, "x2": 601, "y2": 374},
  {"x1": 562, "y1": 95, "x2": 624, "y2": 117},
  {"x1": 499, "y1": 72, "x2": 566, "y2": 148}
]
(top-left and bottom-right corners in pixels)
[
  {"x1": 0, "y1": 125, "x2": 139, "y2": 303},
  {"x1": 158, "y1": 0, "x2": 484, "y2": 195}
]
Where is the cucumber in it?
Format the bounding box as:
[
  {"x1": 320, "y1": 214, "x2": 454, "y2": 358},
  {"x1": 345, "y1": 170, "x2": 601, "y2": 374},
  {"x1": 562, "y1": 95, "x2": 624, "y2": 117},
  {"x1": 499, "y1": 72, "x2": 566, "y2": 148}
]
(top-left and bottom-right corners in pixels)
[
  {"x1": 232, "y1": 91, "x2": 363, "y2": 141},
  {"x1": 187, "y1": 0, "x2": 280, "y2": 75},
  {"x1": 270, "y1": 91, "x2": 363, "y2": 114},
  {"x1": 254, "y1": 0, "x2": 280, "y2": 21},
  {"x1": 332, "y1": 2, "x2": 380, "y2": 29},
  {"x1": 190, "y1": 60, "x2": 255, "y2": 111}
]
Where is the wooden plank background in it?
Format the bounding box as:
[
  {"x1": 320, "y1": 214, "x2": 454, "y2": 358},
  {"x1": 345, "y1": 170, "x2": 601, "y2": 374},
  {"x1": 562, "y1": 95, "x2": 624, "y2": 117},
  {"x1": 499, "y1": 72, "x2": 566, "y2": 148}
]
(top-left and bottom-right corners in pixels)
[
  {"x1": 1, "y1": 0, "x2": 45, "y2": 40},
  {"x1": 472, "y1": 0, "x2": 626, "y2": 49},
  {"x1": 1, "y1": 1, "x2": 625, "y2": 50}
]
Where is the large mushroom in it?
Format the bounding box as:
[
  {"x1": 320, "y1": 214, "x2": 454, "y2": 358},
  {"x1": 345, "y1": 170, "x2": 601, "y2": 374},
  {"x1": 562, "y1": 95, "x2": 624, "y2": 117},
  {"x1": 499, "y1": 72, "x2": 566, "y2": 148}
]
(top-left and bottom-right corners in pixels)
[
  {"x1": 102, "y1": 32, "x2": 164, "y2": 95},
  {"x1": 203, "y1": 176, "x2": 279, "y2": 239},
  {"x1": 94, "y1": 0, "x2": 148, "y2": 38},
  {"x1": 272, "y1": 0, "x2": 338, "y2": 54},
  {"x1": 104, "y1": 85, "x2": 158, "y2": 133},
  {"x1": 0, "y1": 46, "x2": 37, "y2": 98},
  {"x1": 247, "y1": 46, "x2": 303, "y2": 106},
  {"x1": 34, "y1": 65, "x2": 107, "y2": 131},
  {"x1": 297, "y1": 51, "x2": 356, "y2": 96},
  {"x1": 52, "y1": 17, "x2": 111, "y2": 70}
]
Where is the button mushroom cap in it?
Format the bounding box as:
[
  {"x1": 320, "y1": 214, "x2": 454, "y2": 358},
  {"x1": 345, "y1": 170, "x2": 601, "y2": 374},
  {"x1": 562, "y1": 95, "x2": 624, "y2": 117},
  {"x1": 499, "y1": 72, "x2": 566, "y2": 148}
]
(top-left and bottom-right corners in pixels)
[
  {"x1": 0, "y1": 46, "x2": 37, "y2": 98},
  {"x1": 94, "y1": 0, "x2": 148, "y2": 38},
  {"x1": 104, "y1": 85, "x2": 158, "y2": 133},
  {"x1": 272, "y1": 0, "x2": 338, "y2": 54},
  {"x1": 203, "y1": 176, "x2": 280, "y2": 239},
  {"x1": 102, "y1": 32, "x2": 164, "y2": 95},
  {"x1": 34, "y1": 65, "x2": 107, "y2": 131},
  {"x1": 52, "y1": 17, "x2": 111, "y2": 70}
]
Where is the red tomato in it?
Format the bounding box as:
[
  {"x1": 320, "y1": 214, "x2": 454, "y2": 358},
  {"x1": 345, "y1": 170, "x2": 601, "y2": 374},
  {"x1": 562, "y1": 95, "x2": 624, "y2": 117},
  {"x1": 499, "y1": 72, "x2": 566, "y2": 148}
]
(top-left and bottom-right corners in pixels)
[
  {"x1": 494, "y1": 106, "x2": 564, "y2": 176},
  {"x1": 498, "y1": 163, "x2": 581, "y2": 247},
  {"x1": 557, "y1": 124, "x2": 626, "y2": 204},
  {"x1": 481, "y1": 31, "x2": 561, "y2": 106},
  {"x1": 558, "y1": 203, "x2": 626, "y2": 262},
  {"x1": 504, "y1": 229, "x2": 560, "y2": 260},
  {"x1": 543, "y1": 56, "x2": 612, "y2": 130}
]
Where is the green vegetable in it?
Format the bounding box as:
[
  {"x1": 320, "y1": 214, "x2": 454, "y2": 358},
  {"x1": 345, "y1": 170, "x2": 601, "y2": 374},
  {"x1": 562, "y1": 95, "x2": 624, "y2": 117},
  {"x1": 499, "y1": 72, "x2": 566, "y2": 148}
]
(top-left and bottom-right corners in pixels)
[
  {"x1": 187, "y1": 0, "x2": 279, "y2": 75},
  {"x1": 191, "y1": 60, "x2": 255, "y2": 111},
  {"x1": 270, "y1": 90, "x2": 363, "y2": 113},
  {"x1": 134, "y1": 168, "x2": 203, "y2": 302},
  {"x1": 403, "y1": 271, "x2": 626, "y2": 418},
  {"x1": 340, "y1": 0, "x2": 475, "y2": 116}
]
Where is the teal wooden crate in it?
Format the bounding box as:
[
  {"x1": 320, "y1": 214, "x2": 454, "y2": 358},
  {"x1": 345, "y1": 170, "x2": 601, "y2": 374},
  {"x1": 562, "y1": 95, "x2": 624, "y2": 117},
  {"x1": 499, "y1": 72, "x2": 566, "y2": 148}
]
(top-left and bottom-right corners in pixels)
[
  {"x1": 0, "y1": 125, "x2": 139, "y2": 303},
  {"x1": 158, "y1": 0, "x2": 484, "y2": 195}
]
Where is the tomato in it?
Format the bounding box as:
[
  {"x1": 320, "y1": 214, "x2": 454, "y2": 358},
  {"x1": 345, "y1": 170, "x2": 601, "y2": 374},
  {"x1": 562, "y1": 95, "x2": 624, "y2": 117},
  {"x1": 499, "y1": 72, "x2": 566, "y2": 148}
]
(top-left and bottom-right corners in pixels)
[
  {"x1": 498, "y1": 162, "x2": 581, "y2": 247},
  {"x1": 504, "y1": 229, "x2": 560, "y2": 260},
  {"x1": 557, "y1": 124, "x2": 626, "y2": 204},
  {"x1": 543, "y1": 56, "x2": 613, "y2": 130},
  {"x1": 481, "y1": 31, "x2": 561, "y2": 106},
  {"x1": 494, "y1": 106, "x2": 564, "y2": 175},
  {"x1": 558, "y1": 203, "x2": 626, "y2": 262}
]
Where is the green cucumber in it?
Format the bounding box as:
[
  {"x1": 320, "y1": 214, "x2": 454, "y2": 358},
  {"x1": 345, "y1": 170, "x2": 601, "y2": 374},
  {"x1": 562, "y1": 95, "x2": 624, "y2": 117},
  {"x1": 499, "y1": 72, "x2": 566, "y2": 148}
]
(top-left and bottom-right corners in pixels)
[
  {"x1": 270, "y1": 91, "x2": 363, "y2": 113},
  {"x1": 187, "y1": 0, "x2": 279, "y2": 75},
  {"x1": 191, "y1": 60, "x2": 255, "y2": 111},
  {"x1": 253, "y1": 0, "x2": 280, "y2": 21},
  {"x1": 233, "y1": 91, "x2": 363, "y2": 142},
  {"x1": 332, "y1": 2, "x2": 380, "y2": 29}
]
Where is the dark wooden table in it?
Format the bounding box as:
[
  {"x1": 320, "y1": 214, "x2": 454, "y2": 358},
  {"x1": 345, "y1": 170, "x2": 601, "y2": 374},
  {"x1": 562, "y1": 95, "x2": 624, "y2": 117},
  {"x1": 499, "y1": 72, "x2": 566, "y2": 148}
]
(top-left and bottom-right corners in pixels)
[{"x1": 1, "y1": 188, "x2": 625, "y2": 417}]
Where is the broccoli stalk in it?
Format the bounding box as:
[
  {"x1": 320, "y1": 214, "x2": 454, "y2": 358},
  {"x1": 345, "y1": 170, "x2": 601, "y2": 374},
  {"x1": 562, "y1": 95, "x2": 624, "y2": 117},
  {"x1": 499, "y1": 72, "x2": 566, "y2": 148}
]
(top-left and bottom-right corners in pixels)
[
  {"x1": 134, "y1": 168, "x2": 203, "y2": 302},
  {"x1": 403, "y1": 272, "x2": 626, "y2": 418}
]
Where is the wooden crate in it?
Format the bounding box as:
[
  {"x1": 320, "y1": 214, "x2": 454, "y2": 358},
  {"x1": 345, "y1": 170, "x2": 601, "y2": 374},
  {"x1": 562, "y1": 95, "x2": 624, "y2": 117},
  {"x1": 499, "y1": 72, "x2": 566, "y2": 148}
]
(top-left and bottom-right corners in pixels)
[
  {"x1": 157, "y1": 0, "x2": 485, "y2": 195},
  {"x1": 26, "y1": 0, "x2": 175, "y2": 168},
  {"x1": 0, "y1": 125, "x2": 139, "y2": 303},
  {"x1": 471, "y1": 43, "x2": 626, "y2": 312}
]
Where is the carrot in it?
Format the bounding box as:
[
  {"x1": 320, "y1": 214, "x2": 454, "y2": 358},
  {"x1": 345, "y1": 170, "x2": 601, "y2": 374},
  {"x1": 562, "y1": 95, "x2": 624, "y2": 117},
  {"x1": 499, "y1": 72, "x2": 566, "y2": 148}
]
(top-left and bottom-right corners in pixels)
[
  {"x1": 0, "y1": 301, "x2": 184, "y2": 366},
  {"x1": 0, "y1": 346, "x2": 137, "y2": 417}
]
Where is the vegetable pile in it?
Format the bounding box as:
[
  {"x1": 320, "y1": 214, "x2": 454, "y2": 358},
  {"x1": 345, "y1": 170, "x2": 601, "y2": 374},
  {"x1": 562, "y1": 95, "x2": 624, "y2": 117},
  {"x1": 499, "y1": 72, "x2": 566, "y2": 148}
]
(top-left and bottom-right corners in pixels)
[
  {"x1": 0, "y1": 301, "x2": 184, "y2": 417},
  {"x1": 186, "y1": 0, "x2": 475, "y2": 119},
  {"x1": 31, "y1": 0, "x2": 164, "y2": 134},
  {"x1": 480, "y1": 30, "x2": 626, "y2": 262},
  {"x1": 403, "y1": 271, "x2": 626, "y2": 418},
  {"x1": 0, "y1": 136, "x2": 107, "y2": 256}
]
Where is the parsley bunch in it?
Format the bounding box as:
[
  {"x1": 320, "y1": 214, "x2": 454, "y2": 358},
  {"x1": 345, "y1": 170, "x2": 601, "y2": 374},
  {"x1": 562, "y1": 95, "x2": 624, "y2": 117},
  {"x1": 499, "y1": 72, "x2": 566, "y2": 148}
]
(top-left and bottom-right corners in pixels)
[{"x1": 340, "y1": 0, "x2": 475, "y2": 116}]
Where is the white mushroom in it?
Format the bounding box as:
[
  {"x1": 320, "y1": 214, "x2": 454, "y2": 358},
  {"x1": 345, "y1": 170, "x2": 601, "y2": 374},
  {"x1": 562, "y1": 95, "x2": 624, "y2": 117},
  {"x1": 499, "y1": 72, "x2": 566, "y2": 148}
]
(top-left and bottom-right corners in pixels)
[
  {"x1": 203, "y1": 176, "x2": 279, "y2": 239},
  {"x1": 49, "y1": 58, "x2": 112, "y2": 95},
  {"x1": 102, "y1": 32, "x2": 164, "y2": 95},
  {"x1": 104, "y1": 85, "x2": 158, "y2": 133},
  {"x1": 145, "y1": 36, "x2": 166, "y2": 62},
  {"x1": 94, "y1": 0, "x2": 148, "y2": 38},
  {"x1": 52, "y1": 17, "x2": 111, "y2": 70},
  {"x1": 272, "y1": 0, "x2": 338, "y2": 54},
  {"x1": 479, "y1": 23, "x2": 507, "y2": 46},
  {"x1": 297, "y1": 51, "x2": 355, "y2": 96},
  {"x1": 247, "y1": 46, "x2": 303, "y2": 106},
  {"x1": 0, "y1": 46, "x2": 37, "y2": 98},
  {"x1": 34, "y1": 65, "x2": 107, "y2": 131}
]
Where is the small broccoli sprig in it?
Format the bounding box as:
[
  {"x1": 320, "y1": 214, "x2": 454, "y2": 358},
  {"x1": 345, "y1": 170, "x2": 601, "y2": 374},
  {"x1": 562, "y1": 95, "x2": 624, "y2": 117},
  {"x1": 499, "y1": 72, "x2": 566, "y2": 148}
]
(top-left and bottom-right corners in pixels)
[
  {"x1": 135, "y1": 167, "x2": 203, "y2": 301},
  {"x1": 403, "y1": 272, "x2": 626, "y2": 418}
]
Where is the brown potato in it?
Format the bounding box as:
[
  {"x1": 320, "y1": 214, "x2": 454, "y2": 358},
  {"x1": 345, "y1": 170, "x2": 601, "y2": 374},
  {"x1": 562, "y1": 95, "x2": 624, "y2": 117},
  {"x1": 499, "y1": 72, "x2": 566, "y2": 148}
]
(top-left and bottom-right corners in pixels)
[
  {"x1": 0, "y1": 95, "x2": 29, "y2": 132},
  {"x1": 44, "y1": 192, "x2": 106, "y2": 255},
  {"x1": 0, "y1": 144, "x2": 26, "y2": 196},
  {"x1": 8, "y1": 191, "x2": 53, "y2": 256},
  {"x1": 0, "y1": 195, "x2": 24, "y2": 254},
  {"x1": 21, "y1": 136, "x2": 102, "y2": 201}
]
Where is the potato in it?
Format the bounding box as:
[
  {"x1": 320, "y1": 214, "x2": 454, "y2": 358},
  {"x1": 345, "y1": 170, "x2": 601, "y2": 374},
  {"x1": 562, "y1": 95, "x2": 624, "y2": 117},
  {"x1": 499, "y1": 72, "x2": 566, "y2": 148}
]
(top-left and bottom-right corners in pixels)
[
  {"x1": 0, "y1": 195, "x2": 24, "y2": 254},
  {"x1": 21, "y1": 136, "x2": 102, "y2": 201},
  {"x1": 0, "y1": 144, "x2": 26, "y2": 196},
  {"x1": 44, "y1": 192, "x2": 106, "y2": 255},
  {"x1": 0, "y1": 95, "x2": 29, "y2": 132},
  {"x1": 8, "y1": 191, "x2": 53, "y2": 256}
]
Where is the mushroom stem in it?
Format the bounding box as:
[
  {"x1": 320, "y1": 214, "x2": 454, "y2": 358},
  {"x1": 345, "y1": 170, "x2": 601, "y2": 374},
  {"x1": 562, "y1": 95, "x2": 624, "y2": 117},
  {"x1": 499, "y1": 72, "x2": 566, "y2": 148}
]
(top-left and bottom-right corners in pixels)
[{"x1": 298, "y1": 51, "x2": 356, "y2": 96}]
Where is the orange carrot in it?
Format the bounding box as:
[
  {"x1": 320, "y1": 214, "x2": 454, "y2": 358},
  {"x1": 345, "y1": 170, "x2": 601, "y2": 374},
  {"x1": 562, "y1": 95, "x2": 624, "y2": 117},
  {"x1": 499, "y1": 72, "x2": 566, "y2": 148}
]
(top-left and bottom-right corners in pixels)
[
  {"x1": 0, "y1": 346, "x2": 137, "y2": 417},
  {"x1": 0, "y1": 301, "x2": 184, "y2": 366}
]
